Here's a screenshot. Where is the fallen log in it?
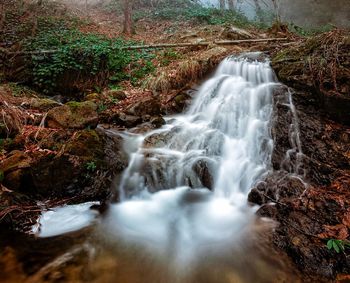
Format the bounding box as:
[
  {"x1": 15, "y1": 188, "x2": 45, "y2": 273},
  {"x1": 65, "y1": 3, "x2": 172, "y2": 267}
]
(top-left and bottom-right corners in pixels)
[
  {"x1": 121, "y1": 38, "x2": 289, "y2": 50},
  {"x1": 0, "y1": 38, "x2": 289, "y2": 55}
]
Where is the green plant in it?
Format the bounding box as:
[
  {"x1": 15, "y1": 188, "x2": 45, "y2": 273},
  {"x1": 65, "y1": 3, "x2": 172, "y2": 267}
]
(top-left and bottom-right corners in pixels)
[
  {"x1": 98, "y1": 103, "x2": 108, "y2": 113},
  {"x1": 24, "y1": 25, "x2": 156, "y2": 94},
  {"x1": 86, "y1": 161, "x2": 97, "y2": 172},
  {"x1": 289, "y1": 23, "x2": 335, "y2": 37},
  {"x1": 327, "y1": 239, "x2": 350, "y2": 253}
]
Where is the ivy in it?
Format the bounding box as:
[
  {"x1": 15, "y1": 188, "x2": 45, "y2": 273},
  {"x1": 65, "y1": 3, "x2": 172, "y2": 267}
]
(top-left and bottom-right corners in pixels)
[{"x1": 23, "y1": 29, "x2": 155, "y2": 93}]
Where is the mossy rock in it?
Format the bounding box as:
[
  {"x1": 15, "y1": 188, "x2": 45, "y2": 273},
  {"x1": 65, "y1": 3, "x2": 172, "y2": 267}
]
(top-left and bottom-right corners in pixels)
[
  {"x1": 85, "y1": 93, "x2": 100, "y2": 102},
  {"x1": 47, "y1": 101, "x2": 98, "y2": 129},
  {"x1": 126, "y1": 96, "x2": 161, "y2": 117},
  {"x1": 29, "y1": 98, "x2": 61, "y2": 111},
  {"x1": 0, "y1": 150, "x2": 32, "y2": 191},
  {"x1": 271, "y1": 30, "x2": 350, "y2": 124},
  {"x1": 65, "y1": 130, "x2": 104, "y2": 162},
  {"x1": 107, "y1": 90, "x2": 127, "y2": 101}
]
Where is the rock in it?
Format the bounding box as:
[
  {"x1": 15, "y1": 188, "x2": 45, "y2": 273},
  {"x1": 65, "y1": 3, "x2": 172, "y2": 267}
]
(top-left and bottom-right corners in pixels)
[
  {"x1": 249, "y1": 78, "x2": 350, "y2": 279},
  {"x1": 271, "y1": 30, "x2": 350, "y2": 124},
  {"x1": 150, "y1": 116, "x2": 165, "y2": 128},
  {"x1": 221, "y1": 26, "x2": 254, "y2": 40},
  {"x1": 0, "y1": 151, "x2": 32, "y2": 191},
  {"x1": 47, "y1": 101, "x2": 98, "y2": 129},
  {"x1": 118, "y1": 113, "x2": 143, "y2": 128},
  {"x1": 29, "y1": 98, "x2": 61, "y2": 111},
  {"x1": 85, "y1": 93, "x2": 100, "y2": 102},
  {"x1": 192, "y1": 159, "x2": 216, "y2": 190},
  {"x1": 126, "y1": 96, "x2": 161, "y2": 117},
  {"x1": 65, "y1": 130, "x2": 104, "y2": 161},
  {"x1": 107, "y1": 90, "x2": 127, "y2": 101}
]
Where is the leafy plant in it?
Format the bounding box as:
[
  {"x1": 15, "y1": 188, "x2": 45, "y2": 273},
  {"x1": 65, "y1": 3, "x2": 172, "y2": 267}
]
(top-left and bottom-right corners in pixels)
[
  {"x1": 98, "y1": 103, "x2": 108, "y2": 113},
  {"x1": 86, "y1": 161, "x2": 97, "y2": 172},
  {"x1": 327, "y1": 239, "x2": 350, "y2": 253},
  {"x1": 24, "y1": 26, "x2": 155, "y2": 94}
]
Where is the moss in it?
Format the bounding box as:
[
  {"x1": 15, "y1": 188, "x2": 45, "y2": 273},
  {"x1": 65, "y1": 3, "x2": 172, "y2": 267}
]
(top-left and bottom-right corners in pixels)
[
  {"x1": 30, "y1": 98, "x2": 60, "y2": 111},
  {"x1": 47, "y1": 101, "x2": 98, "y2": 129},
  {"x1": 65, "y1": 130, "x2": 104, "y2": 163}
]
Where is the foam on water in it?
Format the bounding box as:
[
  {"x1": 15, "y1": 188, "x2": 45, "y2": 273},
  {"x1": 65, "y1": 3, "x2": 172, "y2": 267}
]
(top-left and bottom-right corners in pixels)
[
  {"x1": 100, "y1": 54, "x2": 278, "y2": 267},
  {"x1": 33, "y1": 55, "x2": 279, "y2": 259}
]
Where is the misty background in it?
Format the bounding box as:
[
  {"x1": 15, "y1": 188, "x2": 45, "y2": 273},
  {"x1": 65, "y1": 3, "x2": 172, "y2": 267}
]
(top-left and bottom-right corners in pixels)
[
  {"x1": 201, "y1": 0, "x2": 350, "y2": 28},
  {"x1": 61, "y1": 0, "x2": 349, "y2": 28}
]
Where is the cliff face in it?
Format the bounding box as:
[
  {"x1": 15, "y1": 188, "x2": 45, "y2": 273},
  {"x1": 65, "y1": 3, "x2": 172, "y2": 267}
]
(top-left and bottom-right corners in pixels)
[{"x1": 248, "y1": 29, "x2": 350, "y2": 280}]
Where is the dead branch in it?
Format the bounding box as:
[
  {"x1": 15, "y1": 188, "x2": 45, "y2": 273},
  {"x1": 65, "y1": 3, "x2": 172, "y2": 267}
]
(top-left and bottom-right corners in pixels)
[{"x1": 0, "y1": 38, "x2": 289, "y2": 56}]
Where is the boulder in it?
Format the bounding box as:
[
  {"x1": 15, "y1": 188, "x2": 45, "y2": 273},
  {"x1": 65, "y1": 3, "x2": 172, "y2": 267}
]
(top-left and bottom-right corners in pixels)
[
  {"x1": 107, "y1": 90, "x2": 127, "y2": 101},
  {"x1": 126, "y1": 96, "x2": 161, "y2": 117},
  {"x1": 0, "y1": 150, "x2": 32, "y2": 191},
  {"x1": 221, "y1": 26, "x2": 254, "y2": 40},
  {"x1": 29, "y1": 98, "x2": 61, "y2": 111},
  {"x1": 47, "y1": 101, "x2": 98, "y2": 129}
]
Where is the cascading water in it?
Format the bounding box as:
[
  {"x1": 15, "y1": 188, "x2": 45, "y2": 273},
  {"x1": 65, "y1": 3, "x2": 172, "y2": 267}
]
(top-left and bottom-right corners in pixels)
[
  {"x1": 32, "y1": 53, "x2": 304, "y2": 282},
  {"x1": 119, "y1": 54, "x2": 275, "y2": 202},
  {"x1": 100, "y1": 54, "x2": 278, "y2": 268}
]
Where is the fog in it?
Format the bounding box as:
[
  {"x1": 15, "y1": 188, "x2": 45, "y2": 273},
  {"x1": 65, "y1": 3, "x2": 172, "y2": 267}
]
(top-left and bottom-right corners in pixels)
[
  {"x1": 200, "y1": 0, "x2": 350, "y2": 28},
  {"x1": 60, "y1": 0, "x2": 350, "y2": 28}
]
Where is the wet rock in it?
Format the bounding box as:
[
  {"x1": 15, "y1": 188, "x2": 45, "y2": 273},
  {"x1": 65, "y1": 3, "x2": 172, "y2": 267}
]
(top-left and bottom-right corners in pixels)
[
  {"x1": 126, "y1": 96, "x2": 161, "y2": 117},
  {"x1": 129, "y1": 117, "x2": 165, "y2": 134},
  {"x1": 143, "y1": 131, "x2": 175, "y2": 148},
  {"x1": 192, "y1": 159, "x2": 216, "y2": 190},
  {"x1": 47, "y1": 101, "x2": 98, "y2": 129},
  {"x1": 250, "y1": 79, "x2": 350, "y2": 279},
  {"x1": 118, "y1": 113, "x2": 142, "y2": 128}
]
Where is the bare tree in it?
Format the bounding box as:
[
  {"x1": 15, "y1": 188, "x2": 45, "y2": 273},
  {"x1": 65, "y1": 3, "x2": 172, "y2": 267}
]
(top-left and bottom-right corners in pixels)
[
  {"x1": 227, "y1": 0, "x2": 235, "y2": 10},
  {"x1": 219, "y1": 0, "x2": 225, "y2": 9},
  {"x1": 123, "y1": 0, "x2": 133, "y2": 35}
]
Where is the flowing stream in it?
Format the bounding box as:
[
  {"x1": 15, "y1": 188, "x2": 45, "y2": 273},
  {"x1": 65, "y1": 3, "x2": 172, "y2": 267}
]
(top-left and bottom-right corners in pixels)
[{"x1": 30, "y1": 53, "x2": 304, "y2": 282}]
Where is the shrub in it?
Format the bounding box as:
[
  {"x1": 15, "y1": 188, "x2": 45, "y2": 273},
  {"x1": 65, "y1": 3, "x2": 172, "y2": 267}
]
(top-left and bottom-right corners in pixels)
[{"x1": 24, "y1": 28, "x2": 155, "y2": 94}]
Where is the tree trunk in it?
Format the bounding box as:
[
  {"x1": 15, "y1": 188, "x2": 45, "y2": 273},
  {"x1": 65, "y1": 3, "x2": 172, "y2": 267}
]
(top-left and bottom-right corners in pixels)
[
  {"x1": 0, "y1": 2, "x2": 5, "y2": 30},
  {"x1": 123, "y1": 0, "x2": 133, "y2": 35},
  {"x1": 227, "y1": 0, "x2": 235, "y2": 10},
  {"x1": 219, "y1": 0, "x2": 225, "y2": 9},
  {"x1": 253, "y1": 0, "x2": 264, "y2": 22}
]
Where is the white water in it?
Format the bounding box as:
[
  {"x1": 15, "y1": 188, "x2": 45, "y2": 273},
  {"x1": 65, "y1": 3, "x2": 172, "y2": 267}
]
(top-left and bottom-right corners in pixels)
[
  {"x1": 99, "y1": 54, "x2": 278, "y2": 269},
  {"x1": 33, "y1": 55, "x2": 278, "y2": 242},
  {"x1": 29, "y1": 54, "x2": 306, "y2": 281}
]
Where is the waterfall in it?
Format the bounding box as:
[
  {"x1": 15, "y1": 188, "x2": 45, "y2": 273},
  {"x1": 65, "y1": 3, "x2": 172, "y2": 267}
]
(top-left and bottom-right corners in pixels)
[
  {"x1": 119, "y1": 54, "x2": 276, "y2": 204},
  {"x1": 100, "y1": 53, "x2": 279, "y2": 267}
]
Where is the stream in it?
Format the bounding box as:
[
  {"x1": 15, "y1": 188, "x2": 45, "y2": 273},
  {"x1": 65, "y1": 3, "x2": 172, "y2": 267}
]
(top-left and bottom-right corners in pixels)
[{"x1": 4, "y1": 53, "x2": 305, "y2": 282}]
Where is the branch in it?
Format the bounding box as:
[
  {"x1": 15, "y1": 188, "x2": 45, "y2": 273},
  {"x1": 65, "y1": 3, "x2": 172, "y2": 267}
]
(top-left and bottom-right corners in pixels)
[
  {"x1": 121, "y1": 38, "x2": 289, "y2": 50},
  {"x1": 0, "y1": 38, "x2": 289, "y2": 55}
]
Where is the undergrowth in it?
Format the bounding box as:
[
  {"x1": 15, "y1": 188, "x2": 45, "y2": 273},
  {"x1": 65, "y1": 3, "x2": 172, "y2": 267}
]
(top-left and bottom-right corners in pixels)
[
  {"x1": 143, "y1": 7, "x2": 262, "y2": 28},
  {"x1": 23, "y1": 29, "x2": 155, "y2": 94}
]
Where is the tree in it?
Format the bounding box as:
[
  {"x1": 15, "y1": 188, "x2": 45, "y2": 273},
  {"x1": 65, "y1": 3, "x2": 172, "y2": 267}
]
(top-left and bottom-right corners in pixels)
[
  {"x1": 227, "y1": 0, "x2": 235, "y2": 10},
  {"x1": 219, "y1": 0, "x2": 225, "y2": 9},
  {"x1": 123, "y1": 0, "x2": 134, "y2": 35}
]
